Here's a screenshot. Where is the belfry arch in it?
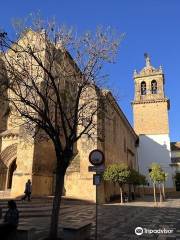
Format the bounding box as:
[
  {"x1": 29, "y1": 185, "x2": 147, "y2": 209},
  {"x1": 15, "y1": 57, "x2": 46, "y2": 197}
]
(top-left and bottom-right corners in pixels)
[
  {"x1": 0, "y1": 143, "x2": 17, "y2": 190},
  {"x1": 151, "y1": 80, "x2": 157, "y2": 94}
]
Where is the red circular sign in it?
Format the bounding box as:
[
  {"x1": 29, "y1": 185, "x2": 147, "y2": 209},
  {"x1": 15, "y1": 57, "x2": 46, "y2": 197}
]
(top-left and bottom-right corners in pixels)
[{"x1": 89, "y1": 149, "x2": 105, "y2": 166}]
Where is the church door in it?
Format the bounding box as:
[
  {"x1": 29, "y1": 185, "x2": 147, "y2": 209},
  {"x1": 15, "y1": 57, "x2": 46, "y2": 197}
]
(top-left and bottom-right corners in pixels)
[
  {"x1": 0, "y1": 162, "x2": 7, "y2": 190},
  {"x1": 7, "y1": 159, "x2": 17, "y2": 189}
]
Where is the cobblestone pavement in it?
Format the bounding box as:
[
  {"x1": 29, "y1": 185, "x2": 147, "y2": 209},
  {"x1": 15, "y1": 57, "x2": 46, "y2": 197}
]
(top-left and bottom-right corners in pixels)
[
  {"x1": 97, "y1": 198, "x2": 180, "y2": 240},
  {"x1": 0, "y1": 196, "x2": 180, "y2": 240}
]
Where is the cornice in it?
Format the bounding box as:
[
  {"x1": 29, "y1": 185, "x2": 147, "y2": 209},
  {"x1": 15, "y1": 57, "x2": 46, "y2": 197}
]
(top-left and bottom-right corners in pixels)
[{"x1": 131, "y1": 98, "x2": 169, "y2": 105}]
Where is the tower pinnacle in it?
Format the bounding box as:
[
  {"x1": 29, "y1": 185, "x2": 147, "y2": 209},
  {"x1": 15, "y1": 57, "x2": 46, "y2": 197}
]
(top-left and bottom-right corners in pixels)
[{"x1": 144, "y1": 53, "x2": 151, "y2": 67}]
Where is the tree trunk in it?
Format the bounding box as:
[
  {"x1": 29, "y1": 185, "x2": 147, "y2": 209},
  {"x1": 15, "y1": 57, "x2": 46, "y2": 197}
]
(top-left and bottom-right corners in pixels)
[
  {"x1": 48, "y1": 145, "x2": 71, "y2": 240},
  {"x1": 49, "y1": 164, "x2": 65, "y2": 239},
  {"x1": 119, "y1": 185, "x2": 123, "y2": 204},
  {"x1": 159, "y1": 183, "x2": 163, "y2": 203},
  {"x1": 142, "y1": 185, "x2": 145, "y2": 198},
  {"x1": 128, "y1": 184, "x2": 132, "y2": 201},
  {"x1": 113, "y1": 182, "x2": 116, "y2": 197},
  {"x1": 162, "y1": 182, "x2": 166, "y2": 200},
  {"x1": 133, "y1": 185, "x2": 136, "y2": 200},
  {"x1": 153, "y1": 182, "x2": 157, "y2": 206}
]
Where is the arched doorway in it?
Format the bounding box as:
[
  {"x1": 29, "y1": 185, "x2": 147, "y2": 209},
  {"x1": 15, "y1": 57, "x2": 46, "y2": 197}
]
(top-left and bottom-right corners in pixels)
[
  {"x1": 0, "y1": 161, "x2": 8, "y2": 190},
  {"x1": 7, "y1": 159, "x2": 17, "y2": 189},
  {"x1": 0, "y1": 143, "x2": 17, "y2": 190}
]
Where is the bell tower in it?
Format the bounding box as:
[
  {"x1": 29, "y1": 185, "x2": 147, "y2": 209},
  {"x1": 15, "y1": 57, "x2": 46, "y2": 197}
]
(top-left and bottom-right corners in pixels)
[
  {"x1": 132, "y1": 54, "x2": 174, "y2": 189},
  {"x1": 132, "y1": 53, "x2": 170, "y2": 135}
]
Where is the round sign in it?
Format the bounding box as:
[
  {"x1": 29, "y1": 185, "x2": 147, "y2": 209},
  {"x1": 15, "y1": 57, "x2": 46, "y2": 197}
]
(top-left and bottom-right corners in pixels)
[{"x1": 89, "y1": 149, "x2": 104, "y2": 166}]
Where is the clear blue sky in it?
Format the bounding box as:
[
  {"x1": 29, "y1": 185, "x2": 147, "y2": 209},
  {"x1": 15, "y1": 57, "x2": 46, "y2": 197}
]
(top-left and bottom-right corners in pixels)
[{"x1": 0, "y1": 0, "x2": 179, "y2": 141}]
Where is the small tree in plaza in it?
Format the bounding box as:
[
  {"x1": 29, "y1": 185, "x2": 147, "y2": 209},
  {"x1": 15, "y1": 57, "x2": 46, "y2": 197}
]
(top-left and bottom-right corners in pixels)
[
  {"x1": 128, "y1": 169, "x2": 147, "y2": 199},
  {"x1": 138, "y1": 174, "x2": 148, "y2": 186},
  {"x1": 128, "y1": 169, "x2": 139, "y2": 200},
  {"x1": 149, "y1": 163, "x2": 159, "y2": 205},
  {"x1": 149, "y1": 163, "x2": 167, "y2": 205},
  {"x1": 138, "y1": 174, "x2": 148, "y2": 197},
  {"x1": 129, "y1": 170, "x2": 147, "y2": 195},
  {"x1": 161, "y1": 171, "x2": 168, "y2": 200},
  {"x1": 103, "y1": 163, "x2": 131, "y2": 204}
]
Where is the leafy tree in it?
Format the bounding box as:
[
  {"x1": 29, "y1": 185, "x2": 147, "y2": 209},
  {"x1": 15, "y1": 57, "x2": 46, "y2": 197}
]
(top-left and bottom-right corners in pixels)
[
  {"x1": 161, "y1": 171, "x2": 168, "y2": 200},
  {"x1": 149, "y1": 163, "x2": 167, "y2": 205},
  {"x1": 138, "y1": 174, "x2": 148, "y2": 197},
  {"x1": 138, "y1": 174, "x2": 148, "y2": 186},
  {"x1": 129, "y1": 169, "x2": 147, "y2": 196},
  {"x1": 103, "y1": 163, "x2": 130, "y2": 204},
  {"x1": 129, "y1": 169, "x2": 139, "y2": 184},
  {"x1": 149, "y1": 163, "x2": 161, "y2": 205},
  {"x1": 128, "y1": 169, "x2": 139, "y2": 200},
  {"x1": 0, "y1": 15, "x2": 121, "y2": 239},
  {"x1": 128, "y1": 169, "x2": 147, "y2": 198}
]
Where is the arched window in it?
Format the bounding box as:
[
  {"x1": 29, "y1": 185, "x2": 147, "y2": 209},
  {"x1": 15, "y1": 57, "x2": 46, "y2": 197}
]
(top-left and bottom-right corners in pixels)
[
  {"x1": 141, "y1": 81, "x2": 146, "y2": 95},
  {"x1": 151, "y1": 80, "x2": 157, "y2": 94}
]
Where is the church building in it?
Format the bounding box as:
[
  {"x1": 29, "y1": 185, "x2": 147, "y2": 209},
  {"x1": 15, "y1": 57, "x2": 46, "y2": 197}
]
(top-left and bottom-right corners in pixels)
[
  {"x1": 0, "y1": 30, "x2": 179, "y2": 201},
  {"x1": 0, "y1": 30, "x2": 138, "y2": 202}
]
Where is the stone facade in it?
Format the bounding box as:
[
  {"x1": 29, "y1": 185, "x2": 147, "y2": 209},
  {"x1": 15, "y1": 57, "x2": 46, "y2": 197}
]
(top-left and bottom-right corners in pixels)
[
  {"x1": 0, "y1": 30, "x2": 138, "y2": 202},
  {"x1": 0, "y1": 30, "x2": 57, "y2": 197},
  {"x1": 133, "y1": 101, "x2": 169, "y2": 135},
  {"x1": 65, "y1": 90, "x2": 138, "y2": 202}
]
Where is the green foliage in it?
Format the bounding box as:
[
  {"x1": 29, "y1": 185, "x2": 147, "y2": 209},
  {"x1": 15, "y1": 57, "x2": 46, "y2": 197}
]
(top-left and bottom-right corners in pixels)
[
  {"x1": 161, "y1": 171, "x2": 168, "y2": 182},
  {"x1": 128, "y1": 169, "x2": 139, "y2": 185},
  {"x1": 103, "y1": 163, "x2": 130, "y2": 186},
  {"x1": 149, "y1": 163, "x2": 168, "y2": 184},
  {"x1": 128, "y1": 169, "x2": 147, "y2": 186},
  {"x1": 138, "y1": 174, "x2": 148, "y2": 186}
]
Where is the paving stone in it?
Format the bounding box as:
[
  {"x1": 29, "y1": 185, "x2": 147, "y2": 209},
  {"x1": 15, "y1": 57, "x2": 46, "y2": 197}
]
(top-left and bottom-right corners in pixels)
[{"x1": 0, "y1": 196, "x2": 180, "y2": 239}]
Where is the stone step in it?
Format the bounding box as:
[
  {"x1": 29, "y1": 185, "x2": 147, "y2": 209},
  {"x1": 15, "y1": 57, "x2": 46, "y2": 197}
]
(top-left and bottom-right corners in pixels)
[
  {"x1": 0, "y1": 201, "x2": 90, "y2": 219},
  {"x1": 1, "y1": 206, "x2": 68, "y2": 213},
  {"x1": 0, "y1": 201, "x2": 53, "y2": 207}
]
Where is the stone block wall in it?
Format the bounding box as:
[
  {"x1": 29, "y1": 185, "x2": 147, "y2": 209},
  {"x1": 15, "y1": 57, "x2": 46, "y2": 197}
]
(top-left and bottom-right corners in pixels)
[
  {"x1": 99, "y1": 92, "x2": 138, "y2": 202},
  {"x1": 133, "y1": 101, "x2": 169, "y2": 135},
  {"x1": 11, "y1": 138, "x2": 35, "y2": 197}
]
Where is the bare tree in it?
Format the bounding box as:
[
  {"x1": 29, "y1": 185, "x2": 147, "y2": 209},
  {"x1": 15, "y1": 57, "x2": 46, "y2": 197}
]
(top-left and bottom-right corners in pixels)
[{"x1": 0, "y1": 16, "x2": 121, "y2": 239}]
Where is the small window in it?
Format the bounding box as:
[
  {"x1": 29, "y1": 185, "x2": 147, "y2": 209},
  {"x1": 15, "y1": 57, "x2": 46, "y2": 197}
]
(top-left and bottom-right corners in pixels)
[
  {"x1": 151, "y1": 80, "x2": 157, "y2": 94},
  {"x1": 141, "y1": 81, "x2": 146, "y2": 95}
]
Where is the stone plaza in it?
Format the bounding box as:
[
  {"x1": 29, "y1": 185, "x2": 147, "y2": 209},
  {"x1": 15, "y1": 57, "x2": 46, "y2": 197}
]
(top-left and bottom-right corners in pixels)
[{"x1": 0, "y1": 196, "x2": 180, "y2": 239}]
